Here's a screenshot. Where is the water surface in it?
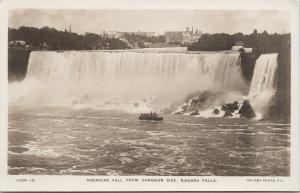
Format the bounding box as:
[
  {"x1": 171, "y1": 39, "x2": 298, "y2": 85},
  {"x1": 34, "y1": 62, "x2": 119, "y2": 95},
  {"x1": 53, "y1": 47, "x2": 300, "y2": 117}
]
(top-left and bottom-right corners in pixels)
[{"x1": 8, "y1": 105, "x2": 290, "y2": 176}]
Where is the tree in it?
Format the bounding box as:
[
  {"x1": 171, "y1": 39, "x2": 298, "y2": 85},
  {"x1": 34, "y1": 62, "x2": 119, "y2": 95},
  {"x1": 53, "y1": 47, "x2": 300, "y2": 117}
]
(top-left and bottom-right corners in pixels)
[
  {"x1": 187, "y1": 31, "x2": 290, "y2": 54},
  {"x1": 137, "y1": 41, "x2": 145, "y2": 48},
  {"x1": 8, "y1": 26, "x2": 130, "y2": 50}
]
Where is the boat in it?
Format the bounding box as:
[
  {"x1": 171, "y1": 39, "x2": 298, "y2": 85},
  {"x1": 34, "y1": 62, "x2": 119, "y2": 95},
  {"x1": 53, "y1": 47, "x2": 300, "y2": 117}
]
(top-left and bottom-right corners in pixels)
[{"x1": 139, "y1": 112, "x2": 163, "y2": 121}]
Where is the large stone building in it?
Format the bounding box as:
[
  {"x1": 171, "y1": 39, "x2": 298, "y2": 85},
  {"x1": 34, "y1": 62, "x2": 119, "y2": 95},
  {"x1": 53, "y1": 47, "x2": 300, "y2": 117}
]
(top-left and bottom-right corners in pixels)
[{"x1": 165, "y1": 26, "x2": 202, "y2": 45}]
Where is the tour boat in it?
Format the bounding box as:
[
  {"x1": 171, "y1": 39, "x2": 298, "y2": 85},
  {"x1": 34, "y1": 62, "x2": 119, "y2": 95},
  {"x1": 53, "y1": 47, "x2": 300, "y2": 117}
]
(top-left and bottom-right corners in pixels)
[{"x1": 139, "y1": 112, "x2": 163, "y2": 121}]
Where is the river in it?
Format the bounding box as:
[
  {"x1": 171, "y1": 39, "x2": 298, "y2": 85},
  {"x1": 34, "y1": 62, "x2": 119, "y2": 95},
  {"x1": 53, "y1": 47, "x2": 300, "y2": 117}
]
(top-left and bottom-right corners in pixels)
[{"x1": 8, "y1": 105, "x2": 290, "y2": 176}]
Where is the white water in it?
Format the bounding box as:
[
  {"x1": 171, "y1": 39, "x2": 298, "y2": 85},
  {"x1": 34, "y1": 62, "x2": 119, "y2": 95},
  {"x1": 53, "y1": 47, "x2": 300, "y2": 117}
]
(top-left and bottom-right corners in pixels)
[
  {"x1": 26, "y1": 51, "x2": 243, "y2": 88},
  {"x1": 248, "y1": 53, "x2": 278, "y2": 114},
  {"x1": 10, "y1": 50, "x2": 278, "y2": 116},
  {"x1": 10, "y1": 50, "x2": 247, "y2": 112},
  {"x1": 173, "y1": 53, "x2": 279, "y2": 118},
  {"x1": 249, "y1": 53, "x2": 278, "y2": 97}
]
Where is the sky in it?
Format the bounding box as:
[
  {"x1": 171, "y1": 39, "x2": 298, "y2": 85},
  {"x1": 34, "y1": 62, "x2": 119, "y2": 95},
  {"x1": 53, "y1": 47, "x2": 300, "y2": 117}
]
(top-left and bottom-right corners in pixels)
[{"x1": 9, "y1": 9, "x2": 290, "y2": 35}]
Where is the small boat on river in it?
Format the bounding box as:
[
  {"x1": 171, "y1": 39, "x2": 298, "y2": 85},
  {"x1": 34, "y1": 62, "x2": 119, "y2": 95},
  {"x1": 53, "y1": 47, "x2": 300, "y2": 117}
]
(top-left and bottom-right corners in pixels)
[{"x1": 139, "y1": 112, "x2": 163, "y2": 121}]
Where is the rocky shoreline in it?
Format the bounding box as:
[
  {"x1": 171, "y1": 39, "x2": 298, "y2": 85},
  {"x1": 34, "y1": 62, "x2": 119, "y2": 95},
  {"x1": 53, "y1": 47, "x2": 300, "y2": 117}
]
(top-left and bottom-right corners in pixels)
[{"x1": 167, "y1": 90, "x2": 257, "y2": 119}]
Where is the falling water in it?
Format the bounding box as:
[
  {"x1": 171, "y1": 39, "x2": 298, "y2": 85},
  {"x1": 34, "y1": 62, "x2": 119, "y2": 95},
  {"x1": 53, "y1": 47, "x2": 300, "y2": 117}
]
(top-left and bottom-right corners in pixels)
[
  {"x1": 248, "y1": 53, "x2": 278, "y2": 113},
  {"x1": 9, "y1": 50, "x2": 246, "y2": 109},
  {"x1": 12, "y1": 50, "x2": 280, "y2": 115},
  {"x1": 26, "y1": 51, "x2": 243, "y2": 88},
  {"x1": 248, "y1": 53, "x2": 278, "y2": 97}
]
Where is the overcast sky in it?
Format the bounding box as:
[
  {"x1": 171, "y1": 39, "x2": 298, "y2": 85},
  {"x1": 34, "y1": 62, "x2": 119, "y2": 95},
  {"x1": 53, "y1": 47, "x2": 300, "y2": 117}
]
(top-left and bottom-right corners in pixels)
[{"x1": 9, "y1": 9, "x2": 290, "y2": 35}]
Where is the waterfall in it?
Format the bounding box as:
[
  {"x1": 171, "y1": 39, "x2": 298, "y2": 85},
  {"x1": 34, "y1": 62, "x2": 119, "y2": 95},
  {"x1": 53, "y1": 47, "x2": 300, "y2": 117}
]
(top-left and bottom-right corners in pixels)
[
  {"x1": 248, "y1": 53, "x2": 278, "y2": 97},
  {"x1": 26, "y1": 51, "x2": 243, "y2": 88},
  {"x1": 12, "y1": 50, "x2": 246, "y2": 111},
  {"x1": 172, "y1": 53, "x2": 280, "y2": 118},
  {"x1": 248, "y1": 53, "x2": 278, "y2": 113}
]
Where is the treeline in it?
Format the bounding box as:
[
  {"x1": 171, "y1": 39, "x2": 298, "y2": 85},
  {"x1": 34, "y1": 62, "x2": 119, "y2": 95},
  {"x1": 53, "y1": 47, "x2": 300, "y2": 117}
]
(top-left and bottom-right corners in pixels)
[
  {"x1": 188, "y1": 30, "x2": 290, "y2": 54},
  {"x1": 8, "y1": 26, "x2": 129, "y2": 50}
]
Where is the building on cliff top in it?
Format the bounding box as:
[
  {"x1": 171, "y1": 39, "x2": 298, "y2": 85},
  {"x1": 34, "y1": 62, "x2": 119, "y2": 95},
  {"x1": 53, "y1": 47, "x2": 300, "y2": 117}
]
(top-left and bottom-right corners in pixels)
[{"x1": 165, "y1": 26, "x2": 202, "y2": 45}]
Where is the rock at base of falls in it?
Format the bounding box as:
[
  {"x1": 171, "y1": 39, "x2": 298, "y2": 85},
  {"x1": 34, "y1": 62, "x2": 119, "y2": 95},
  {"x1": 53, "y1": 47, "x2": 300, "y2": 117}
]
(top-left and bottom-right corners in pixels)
[
  {"x1": 170, "y1": 90, "x2": 222, "y2": 115},
  {"x1": 238, "y1": 100, "x2": 256, "y2": 118},
  {"x1": 213, "y1": 108, "x2": 220, "y2": 115},
  {"x1": 170, "y1": 90, "x2": 257, "y2": 119},
  {"x1": 221, "y1": 101, "x2": 239, "y2": 117}
]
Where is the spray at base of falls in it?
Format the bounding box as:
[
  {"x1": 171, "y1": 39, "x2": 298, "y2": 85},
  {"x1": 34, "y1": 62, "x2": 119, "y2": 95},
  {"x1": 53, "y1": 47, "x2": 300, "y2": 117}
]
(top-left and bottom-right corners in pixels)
[
  {"x1": 173, "y1": 53, "x2": 278, "y2": 119},
  {"x1": 9, "y1": 50, "x2": 278, "y2": 118}
]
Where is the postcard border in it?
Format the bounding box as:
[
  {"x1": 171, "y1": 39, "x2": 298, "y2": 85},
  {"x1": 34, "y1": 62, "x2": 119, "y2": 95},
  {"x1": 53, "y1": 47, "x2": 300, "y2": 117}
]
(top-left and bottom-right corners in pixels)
[{"x1": 0, "y1": 0, "x2": 299, "y2": 191}]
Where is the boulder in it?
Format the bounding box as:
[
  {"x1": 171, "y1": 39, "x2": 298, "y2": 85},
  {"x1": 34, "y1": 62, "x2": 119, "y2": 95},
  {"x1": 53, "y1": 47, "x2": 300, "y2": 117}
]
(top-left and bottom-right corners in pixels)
[
  {"x1": 223, "y1": 110, "x2": 233, "y2": 117},
  {"x1": 221, "y1": 101, "x2": 239, "y2": 113},
  {"x1": 184, "y1": 90, "x2": 217, "y2": 111},
  {"x1": 238, "y1": 100, "x2": 256, "y2": 118},
  {"x1": 213, "y1": 108, "x2": 220, "y2": 115},
  {"x1": 221, "y1": 101, "x2": 239, "y2": 117}
]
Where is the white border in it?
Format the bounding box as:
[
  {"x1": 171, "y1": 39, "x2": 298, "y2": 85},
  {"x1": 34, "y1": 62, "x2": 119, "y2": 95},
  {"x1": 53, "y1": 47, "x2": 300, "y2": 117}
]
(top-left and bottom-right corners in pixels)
[{"x1": 0, "y1": 0, "x2": 299, "y2": 191}]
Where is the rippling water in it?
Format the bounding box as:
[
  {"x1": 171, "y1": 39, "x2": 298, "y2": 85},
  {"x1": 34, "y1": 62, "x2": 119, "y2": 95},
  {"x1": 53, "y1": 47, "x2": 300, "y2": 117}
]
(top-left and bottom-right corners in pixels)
[{"x1": 8, "y1": 105, "x2": 290, "y2": 176}]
